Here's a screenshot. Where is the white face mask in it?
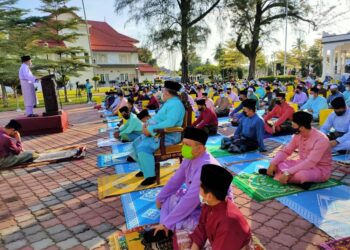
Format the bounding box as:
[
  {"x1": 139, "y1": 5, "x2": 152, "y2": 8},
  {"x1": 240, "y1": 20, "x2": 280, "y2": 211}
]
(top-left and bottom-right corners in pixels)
[{"x1": 199, "y1": 194, "x2": 208, "y2": 205}]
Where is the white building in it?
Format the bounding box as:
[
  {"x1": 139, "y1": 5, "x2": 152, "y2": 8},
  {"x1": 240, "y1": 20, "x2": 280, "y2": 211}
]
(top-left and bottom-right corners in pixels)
[{"x1": 322, "y1": 32, "x2": 350, "y2": 80}]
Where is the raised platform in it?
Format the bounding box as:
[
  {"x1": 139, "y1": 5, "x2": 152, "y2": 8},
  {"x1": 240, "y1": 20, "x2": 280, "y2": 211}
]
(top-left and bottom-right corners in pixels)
[{"x1": 14, "y1": 111, "x2": 69, "y2": 136}]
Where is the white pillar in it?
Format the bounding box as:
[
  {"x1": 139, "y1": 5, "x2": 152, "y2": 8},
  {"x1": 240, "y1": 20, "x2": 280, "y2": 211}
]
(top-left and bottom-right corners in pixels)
[
  {"x1": 329, "y1": 48, "x2": 335, "y2": 77},
  {"x1": 322, "y1": 48, "x2": 328, "y2": 79}
]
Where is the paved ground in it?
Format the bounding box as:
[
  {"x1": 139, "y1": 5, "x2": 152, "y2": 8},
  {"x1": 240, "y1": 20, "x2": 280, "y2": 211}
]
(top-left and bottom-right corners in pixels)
[{"x1": 0, "y1": 104, "x2": 349, "y2": 250}]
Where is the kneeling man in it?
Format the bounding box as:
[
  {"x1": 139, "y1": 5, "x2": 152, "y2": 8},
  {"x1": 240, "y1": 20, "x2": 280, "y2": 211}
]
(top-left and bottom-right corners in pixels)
[
  {"x1": 114, "y1": 106, "x2": 142, "y2": 142},
  {"x1": 152, "y1": 127, "x2": 219, "y2": 238},
  {"x1": 261, "y1": 111, "x2": 332, "y2": 188},
  {"x1": 0, "y1": 120, "x2": 36, "y2": 168}
]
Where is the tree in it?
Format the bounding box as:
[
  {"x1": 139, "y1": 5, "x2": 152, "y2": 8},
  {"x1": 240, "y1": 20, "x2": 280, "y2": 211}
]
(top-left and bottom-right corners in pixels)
[
  {"x1": 193, "y1": 64, "x2": 220, "y2": 79},
  {"x1": 37, "y1": 0, "x2": 91, "y2": 102},
  {"x1": 115, "y1": 0, "x2": 221, "y2": 83},
  {"x1": 226, "y1": 0, "x2": 317, "y2": 79},
  {"x1": 138, "y1": 47, "x2": 157, "y2": 66},
  {"x1": 306, "y1": 39, "x2": 322, "y2": 77},
  {"x1": 188, "y1": 50, "x2": 202, "y2": 74},
  {"x1": 92, "y1": 75, "x2": 100, "y2": 91}
]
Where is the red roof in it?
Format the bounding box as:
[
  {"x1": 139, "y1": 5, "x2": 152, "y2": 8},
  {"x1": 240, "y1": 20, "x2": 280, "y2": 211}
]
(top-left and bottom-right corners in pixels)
[
  {"x1": 138, "y1": 62, "x2": 158, "y2": 73},
  {"x1": 88, "y1": 20, "x2": 139, "y2": 52}
]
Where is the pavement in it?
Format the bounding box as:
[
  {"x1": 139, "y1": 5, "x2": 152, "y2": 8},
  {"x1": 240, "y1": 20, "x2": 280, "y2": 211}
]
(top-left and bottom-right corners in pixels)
[{"x1": 0, "y1": 103, "x2": 349, "y2": 250}]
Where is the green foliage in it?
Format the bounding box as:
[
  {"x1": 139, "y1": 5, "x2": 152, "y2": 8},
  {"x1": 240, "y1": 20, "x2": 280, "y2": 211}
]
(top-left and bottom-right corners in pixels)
[
  {"x1": 258, "y1": 75, "x2": 296, "y2": 83},
  {"x1": 138, "y1": 47, "x2": 157, "y2": 66},
  {"x1": 92, "y1": 75, "x2": 101, "y2": 82},
  {"x1": 142, "y1": 79, "x2": 153, "y2": 85},
  {"x1": 193, "y1": 64, "x2": 220, "y2": 79}
]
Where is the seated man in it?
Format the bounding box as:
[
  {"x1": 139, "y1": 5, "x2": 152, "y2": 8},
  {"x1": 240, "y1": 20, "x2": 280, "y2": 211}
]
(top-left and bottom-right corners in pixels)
[
  {"x1": 113, "y1": 106, "x2": 142, "y2": 142},
  {"x1": 192, "y1": 99, "x2": 218, "y2": 135},
  {"x1": 247, "y1": 87, "x2": 259, "y2": 109},
  {"x1": 260, "y1": 111, "x2": 332, "y2": 188},
  {"x1": 151, "y1": 128, "x2": 219, "y2": 242},
  {"x1": 190, "y1": 164, "x2": 251, "y2": 250},
  {"x1": 146, "y1": 91, "x2": 160, "y2": 110},
  {"x1": 261, "y1": 86, "x2": 273, "y2": 107},
  {"x1": 202, "y1": 93, "x2": 215, "y2": 113},
  {"x1": 129, "y1": 81, "x2": 185, "y2": 185},
  {"x1": 320, "y1": 97, "x2": 350, "y2": 154},
  {"x1": 327, "y1": 84, "x2": 343, "y2": 107},
  {"x1": 214, "y1": 89, "x2": 231, "y2": 117},
  {"x1": 226, "y1": 87, "x2": 239, "y2": 103},
  {"x1": 127, "y1": 97, "x2": 139, "y2": 114},
  {"x1": 229, "y1": 90, "x2": 248, "y2": 126},
  {"x1": 221, "y1": 99, "x2": 266, "y2": 153},
  {"x1": 0, "y1": 120, "x2": 36, "y2": 168},
  {"x1": 292, "y1": 85, "x2": 308, "y2": 108},
  {"x1": 264, "y1": 92, "x2": 294, "y2": 135},
  {"x1": 301, "y1": 87, "x2": 328, "y2": 121},
  {"x1": 343, "y1": 82, "x2": 350, "y2": 106},
  {"x1": 137, "y1": 109, "x2": 151, "y2": 123},
  {"x1": 112, "y1": 91, "x2": 128, "y2": 114}
]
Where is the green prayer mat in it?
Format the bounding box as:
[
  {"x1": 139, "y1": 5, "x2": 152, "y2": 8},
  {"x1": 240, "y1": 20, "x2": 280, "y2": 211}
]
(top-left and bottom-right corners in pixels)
[
  {"x1": 206, "y1": 145, "x2": 233, "y2": 158},
  {"x1": 233, "y1": 173, "x2": 340, "y2": 202}
]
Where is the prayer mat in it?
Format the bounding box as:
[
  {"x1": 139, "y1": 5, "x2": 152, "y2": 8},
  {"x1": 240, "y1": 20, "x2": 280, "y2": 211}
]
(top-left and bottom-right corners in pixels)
[
  {"x1": 121, "y1": 188, "x2": 161, "y2": 229},
  {"x1": 205, "y1": 135, "x2": 223, "y2": 146},
  {"x1": 17, "y1": 146, "x2": 86, "y2": 168},
  {"x1": 320, "y1": 236, "x2": 350, "y2": 250},
  {"x1": 108, "y1": 225, "x2": 173, "y2": 250},
  {"x1": 333, "y1": 154, "x2": 350, "y2": 164},
  {"x1": 111, "y1": 143, "x2": 132, "y2": 154},
  {"x1": 217, "y1": 158, "x2": 269, "y2": 174},
  {"x1": 97, "y1": 152, "x2": 130, "y2": 167},
  {"x1": 106, "y1": 116, "x2": 122, "y2": 122},
  {"x1": 97, "y1": 138, "x2": 117, "y2": 147},
  {"x1": 267, "y1": 135, "x2": 292, "y2": 145},
  {"x1": 107, "y1": 121, "x2": 119, "y2": 129},
  {"x1": 218, "y1": 117, "x2": 230, "y2": 126},
  {"x1": 233, "y1": 173, "x2": 340, "y2": 202},
  {"x1": 98, "y1": 127, "x2": 115, "y2": 133},
  {"x1": 206, "y1": 145, "x2": 233, "y2": 158},
  {"x1": 278, "y1": 185, "x2": 350, "y2": 239},
  {"x1": 115, "y1": 159, "x2": 177, "y2": 175},
  {"x1": 97, "y1": 163, "x2": 178, "y2": 199}
]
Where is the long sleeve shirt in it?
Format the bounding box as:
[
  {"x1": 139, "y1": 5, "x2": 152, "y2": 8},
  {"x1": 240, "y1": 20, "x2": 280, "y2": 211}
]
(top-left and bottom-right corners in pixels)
[
  {"x1": 205, "y1": 98, "x2": 216, "y2": 113},
  {"x1": 271, "y1": 128, "x2": 332, "y2": 176},
  {"x1": 234, "y1": 114, "x2": 265, "y2": 151},
  {"x1": 157, "y1": 151, "x2": 219, "y2": 230},
  {"x1": 230, "y1": 102, "x2": 243, "y2": 117},
  {"x1": 248, "y1": 94, "x2": 260, "y2": 109},
  {"x1": 215, "y1": 97, "x2": 231, "y2": 111},
  {"x1": 343, "y1": 90, "x2": 350, "y2": 106},
  {"x1": 327, "y1": 92, "x2": 344, "y2": 106},
  {"x1": 292, "y1": 92, "x2": 308, "y2": 106},
  {"x1": 0, "y1": 128, "x2": 22, "y2": 158},
  {"x1": 192, "y1": 108, "x2": 218, "y2": 129},
  {"x1": 118, "y1": 113, "x2": 143, "y2": 136},
  {"x1": 18, "y1": 63, "x2": 36, "y2": 83},
  {"x1": 190, "y1": 199, "x2": 251, "y2": 250},
  {"x1": 114, "y1": 97, "x2": 128, "y2": 113},
  {"x1": 301, "y1": 96, "x2": 328, "y2": 119},
  {"x1": 147, "y1": 96, "x2": 185, "y2": 137},
  {"x1": 228, "y1": 92, "x2": 239, "y2": 102},
  {"x1": 264, "y1": 102, "x2": 294, "y2": 129},
  {"x1": 320, "y1": 108, "x2": 350, "y2": 144},
  {"x1": 146, "y1": 95, "x2": 160, "y2": 109}
]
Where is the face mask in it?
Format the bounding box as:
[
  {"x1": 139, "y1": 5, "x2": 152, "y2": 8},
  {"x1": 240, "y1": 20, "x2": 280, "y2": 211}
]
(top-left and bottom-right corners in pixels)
[
  {"x1": 199, "y1": 194, "x2": 208, "y2": 205},
  {"x1": 291, "y1": 126, "x2": 301, "y2": 135},
  {"x1": 272, "y1": 94, "x2": 276, "y2": 99},
  {"x1": 227, "y1": 91, "x2": 231, "y2": 94},
  {"x1": 275, "y1": 100, "x2": 282, "y2": 105},
  {"x1": 161, "y1": 93, "x2": 165, "y2": 101},
  {"x1": 309, "y1": 95, "x2": 314, "y2": 100},
  {"x1": 239, "y1": 97, "x2": 243, "y2": 101},
  {"x1": 335, "y1": 110, "x2": 346, "y2": 116},
  {"x1": 331, "y1": 90, "x2": 337, "y2": 94},
  {"x1": 242, "y1": 111, "x2": 248, "y2": 117},
  {"x1": 220, "y1": 94, "x2": 225, "y2": 98},
  {"x1": 295, "y1": 90, "x2": 300, "y2": 94},
  {"x1": 123, "y1": 114, "x2": 130, "y2": 119},
  {"x1": 198, "y1": 107, "x2": 204, "y2": 112},
  {"x1": 181, "y1": 144, "x2": 194, "y2": 159}
]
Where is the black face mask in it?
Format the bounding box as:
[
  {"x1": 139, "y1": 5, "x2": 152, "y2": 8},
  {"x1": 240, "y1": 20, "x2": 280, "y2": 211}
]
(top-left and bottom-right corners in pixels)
[
  {"x1": 331, "y1": 90, "x2": 337, "y2": 95},
  {"x1": 291, "y1": 126, "x2": 301, "y2": 134},
  {"x1": 335, "y1": 110, "x2": 346, "y2": 116},
  {"x1": 227, "y1": 91, "x2": 231, "y2": 94},
  {"x1": 198, "y1": 107, "x2": 204, "y2": 112},
  {"x1": 239, "y1": 97, "x2": 243, "y2": 101},
  {"x1": 123, "y1": 114, "x2": 130, "y2": 120},
  {"x1": 275, "y1": 100, "x2": 282, "y2": 105},
  {"x1": 295, "y1": 90, "x2": 300, "y2": 94}
]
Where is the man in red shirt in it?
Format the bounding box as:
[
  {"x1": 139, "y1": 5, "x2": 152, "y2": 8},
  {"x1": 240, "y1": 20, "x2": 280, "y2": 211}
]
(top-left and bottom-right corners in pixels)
[
  {"x1": 264, "y1": 92, "x2": 295, "y2": 135},
  {"x1": 190, "y1": 164, "x2": 251, "y2": 250},
  {"x1": 0, "y1": 120, "x2": 35, "y2": 168},
  {"x1": 192, "y1": 99, "x2": 218, "y2": 135},
  {"x1": 146, "y1": 91, "x2": 160, "y2": 110}
]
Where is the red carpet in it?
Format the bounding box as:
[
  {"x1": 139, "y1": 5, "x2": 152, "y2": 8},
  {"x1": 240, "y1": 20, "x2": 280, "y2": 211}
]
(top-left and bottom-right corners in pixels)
[{"x1": 14, "y1": 111, "x2": 69, "y2": 136}]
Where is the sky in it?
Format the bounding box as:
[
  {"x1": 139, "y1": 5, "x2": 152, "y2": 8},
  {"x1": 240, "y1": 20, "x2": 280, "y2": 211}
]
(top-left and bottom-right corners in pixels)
[{"x1": 16, "y1": 0, "x2": 350, "y2": 70}]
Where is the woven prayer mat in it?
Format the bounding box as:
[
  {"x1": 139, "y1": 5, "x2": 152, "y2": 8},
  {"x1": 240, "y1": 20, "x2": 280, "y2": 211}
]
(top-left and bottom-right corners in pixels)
[
  {"x1": 97, "y1": 152, "x2": 130, "y2": 168},
  {"x1": 217, "y1": 158, "x2": 269, "y2": 174},
  {"x1": 108, "y1": 226, "x2": 173, "y2": 250},
  {"x1": 121, "y1": 187, "x2": 161, "y2": 229},
  {"x1": 98, "y1": 162, "x2": 178, "y2": 199},
  {"x1": 266, "y1": 135, "x2": 292, "y2": 145},
  {"x1": 278, "y1": 185, "x2": 350, "y2": 240},
  {"x1": 320, "y1": 236, "x2": 350, "y2": 250},
  {"x1": 233, "y1": 173, "x2": 340, "y2": 202}
]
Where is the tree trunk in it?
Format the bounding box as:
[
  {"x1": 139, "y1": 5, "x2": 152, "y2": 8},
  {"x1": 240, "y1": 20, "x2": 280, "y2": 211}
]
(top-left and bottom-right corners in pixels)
[
  {"x1": 248, "y1": 54, "x2": 257, "y2": 80},
  {"x1": 1, "y1": 83, "x2": 8, "y2": 107},
  {"x1": 64, "y1": 85, "x2": 68, "y2": 103},
  {"x1": 180, "y1": 1, "x2": 190, "y2": 84}
]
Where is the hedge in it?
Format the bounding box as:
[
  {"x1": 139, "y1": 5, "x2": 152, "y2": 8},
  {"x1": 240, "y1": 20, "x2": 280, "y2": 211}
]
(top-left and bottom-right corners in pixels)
[{"x1": 258, "y1": 75, "x2": 296, "y2": 83}]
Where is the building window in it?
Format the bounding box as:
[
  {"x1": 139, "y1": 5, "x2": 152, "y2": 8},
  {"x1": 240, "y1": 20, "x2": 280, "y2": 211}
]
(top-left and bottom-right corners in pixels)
[
  {"x1": 120, "y1": 54, "x2": 128, "y2": 64},
  {"x1": 98, "y1": 54, "x2": 107, "y2": 64},
  {"x1": 125, "y1": 73, "x2": 129, "y2": 81}
]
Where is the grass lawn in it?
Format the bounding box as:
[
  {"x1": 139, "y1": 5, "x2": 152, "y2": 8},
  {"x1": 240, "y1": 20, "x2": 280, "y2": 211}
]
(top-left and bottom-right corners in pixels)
[{"x1": 0, "y1": 87, "x2": 111, "y2": 112}]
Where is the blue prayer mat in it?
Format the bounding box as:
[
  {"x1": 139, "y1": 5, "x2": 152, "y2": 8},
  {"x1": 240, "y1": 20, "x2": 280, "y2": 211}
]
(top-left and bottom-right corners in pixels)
[
  {"x1": 205, "y1": 135, "x2": 224, "y2": 146},
  {"x1": 218, "y1": 117, "x2": 230, "y2": 125},
  {"x1": 333, "y1": 154, "x2": 350, "y2": 164},
  {"x1": 111, "y1": 143, "x2": 132, "y2": 154},
  {"x1": 267, "y1": 135, "x2": 292, "y2": 144},
  {"x1": 97, "y1": 138, "x2": 118, "y2": 147},
  {"x1": 96, "y1": 152, "x2": 130, "y2": 167},
  {"x1": 277, "y1": 185, "x2": 350, "y2": 239},
  {"x1": 218, "y1": 158, "x2": 270, "y2": 174},
  {"x1": 115, "y1": 162, "x2": 140, "y2": 174},
  {"x1": 106, "y1": 116, "x2": 122, "y2": 122},
  {"x1": 121, "y1": 188, "x2": 162, "y2": 229},
  {"x1": 107, "y1": 121, "x2": 119, "y2": 129}
]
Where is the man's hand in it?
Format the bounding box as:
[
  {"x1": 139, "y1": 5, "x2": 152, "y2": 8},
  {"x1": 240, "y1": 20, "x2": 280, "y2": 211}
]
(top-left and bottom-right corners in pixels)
[
  {"x1": 156, "y1": 200, "x2": 162, "y2": 209},
  {"x1": 279, "y1": 174, "x2": 290, "y2": 185},
  {"x1": 272, "y1": 123, "x2": 276, "y2": 134},
  {"x1": 113, "y1": 131, "x2": 119, "y2": 139},
  {"x1": 152, "y1": 224, "x2": 169, "y2": 237},
  {"x1": 330, "y1": 140, "x2": 338, "y2": 147},
  {"x1": 143, "y1": 124, "x2": 151, "y2": 136},
  {"x1": 267, "y1": 164, "x2": 277, "y2": 176},
  {"x1": 13, "y1": 131, "x2": 21, "y2": 142}
]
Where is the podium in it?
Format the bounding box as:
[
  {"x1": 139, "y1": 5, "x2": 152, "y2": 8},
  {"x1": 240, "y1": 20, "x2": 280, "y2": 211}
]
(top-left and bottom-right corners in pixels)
[{"x1": 41, "y1": 74, "x2": 62, "y2": 116}]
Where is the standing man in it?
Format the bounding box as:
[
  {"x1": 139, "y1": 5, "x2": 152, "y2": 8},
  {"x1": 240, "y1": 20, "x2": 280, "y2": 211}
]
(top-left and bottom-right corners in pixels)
[
  {"x1": 85, "y1": 79, "x2": 93, "y2": 104},
  {"x1": 19, "y1": 56, "x2": 39, "y2": 117}
]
